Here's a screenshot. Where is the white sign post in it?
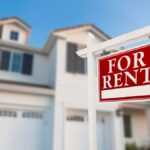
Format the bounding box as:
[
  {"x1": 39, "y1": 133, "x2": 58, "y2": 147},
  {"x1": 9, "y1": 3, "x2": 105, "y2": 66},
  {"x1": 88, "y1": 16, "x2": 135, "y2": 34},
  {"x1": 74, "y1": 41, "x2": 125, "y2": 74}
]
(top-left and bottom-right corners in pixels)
[
  {"x1": 86, "y1": 33, "x2": 97, "y2": 150},
  {"x1": 76, "y1": 26, "x2": 150, "y2": 150}
]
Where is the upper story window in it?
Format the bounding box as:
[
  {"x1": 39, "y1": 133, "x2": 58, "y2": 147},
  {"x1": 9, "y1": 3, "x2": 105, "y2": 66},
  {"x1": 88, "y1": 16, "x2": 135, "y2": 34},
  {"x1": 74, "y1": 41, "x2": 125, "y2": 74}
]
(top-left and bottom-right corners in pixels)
[
  {"x1": 22, "y1": 54, "x2": 33, "y2": 75},
  {"x1": 10, "y1": 31, "x2": 19, "y2": 41},
  {"x1": 0, "y1": 50, "x2": 11, "y2": 71},
  {"x1": 66, "y1": 42, "x2": 87, "y2": 74},
  {"x1": 0, "y1": 49, "x2": 33, "y2": 75},
  {"x1": 11, "y1": 52, "x2": 22, "y2": 73},
  {"x1": 123, "y1": 115, "x2": 132, "y2": 138}
]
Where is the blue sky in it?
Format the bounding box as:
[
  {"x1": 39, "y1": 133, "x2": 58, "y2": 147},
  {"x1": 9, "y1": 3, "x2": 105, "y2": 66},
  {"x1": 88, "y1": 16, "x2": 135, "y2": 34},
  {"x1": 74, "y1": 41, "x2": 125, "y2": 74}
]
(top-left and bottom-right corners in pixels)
[{"x1": 0, "y1": 0, "x2": 150, "y2": 47}]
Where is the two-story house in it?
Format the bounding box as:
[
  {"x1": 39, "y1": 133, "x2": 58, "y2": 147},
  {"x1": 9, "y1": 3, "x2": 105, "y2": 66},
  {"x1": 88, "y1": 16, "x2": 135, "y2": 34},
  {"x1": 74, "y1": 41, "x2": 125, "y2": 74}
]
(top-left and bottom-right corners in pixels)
[
  {"x1": 0, "y1": 17, "x2": 54, "y2": 150},
  {"x1": 0, "y1": 17, "x2": 150, "y2": 150}
]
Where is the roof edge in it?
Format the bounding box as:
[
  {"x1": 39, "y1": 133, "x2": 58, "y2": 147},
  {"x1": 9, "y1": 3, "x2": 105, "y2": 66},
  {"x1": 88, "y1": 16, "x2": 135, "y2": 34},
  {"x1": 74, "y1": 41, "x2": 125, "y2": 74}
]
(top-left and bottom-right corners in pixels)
[
  {"x1": 0, "y1": 80, "x2": 55, "y2": 96},
  {"x1": 54, "y1": 23, "x2": 111, "y2": 39},
  {"x1": 0, "y1": 16, "x2": 31, "y2": 30}
]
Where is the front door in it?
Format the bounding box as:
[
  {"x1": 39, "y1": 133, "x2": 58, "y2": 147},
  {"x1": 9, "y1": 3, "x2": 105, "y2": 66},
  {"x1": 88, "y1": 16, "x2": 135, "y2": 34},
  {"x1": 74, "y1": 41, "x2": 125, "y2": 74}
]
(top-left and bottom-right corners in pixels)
[
  {"x1": 65, "y1": 110, "x2": 113, "y2": 150},
  {"x1": 97, "y1": 113, "x2": 113, "y2": 150}
]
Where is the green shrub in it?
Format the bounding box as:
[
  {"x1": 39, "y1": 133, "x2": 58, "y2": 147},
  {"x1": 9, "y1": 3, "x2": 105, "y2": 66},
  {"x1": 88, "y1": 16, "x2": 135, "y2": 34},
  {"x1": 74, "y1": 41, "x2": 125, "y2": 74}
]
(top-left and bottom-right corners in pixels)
[{"x1": 126, "y1": 143, "x2": 138, "y2": 150}]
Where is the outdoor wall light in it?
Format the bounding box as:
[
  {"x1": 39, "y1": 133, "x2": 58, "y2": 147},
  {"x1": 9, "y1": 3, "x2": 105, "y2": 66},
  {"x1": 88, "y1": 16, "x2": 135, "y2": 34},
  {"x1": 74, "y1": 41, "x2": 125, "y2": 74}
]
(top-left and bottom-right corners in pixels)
[{"x1": 116, "y1": 108, "x2": 124, "y2": 117}]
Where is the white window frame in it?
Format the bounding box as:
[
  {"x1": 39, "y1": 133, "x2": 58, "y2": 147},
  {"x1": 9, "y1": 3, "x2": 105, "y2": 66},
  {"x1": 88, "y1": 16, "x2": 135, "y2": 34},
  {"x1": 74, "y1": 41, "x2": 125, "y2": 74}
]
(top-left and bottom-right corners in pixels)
[{"x1": 10, "y1": 51, "x2": 23, "y2": 73}]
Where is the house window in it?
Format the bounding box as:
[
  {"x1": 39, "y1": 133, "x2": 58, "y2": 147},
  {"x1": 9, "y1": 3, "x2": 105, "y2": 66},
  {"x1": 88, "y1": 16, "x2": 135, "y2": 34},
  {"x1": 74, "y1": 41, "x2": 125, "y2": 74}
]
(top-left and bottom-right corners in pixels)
[
  {"x1": 123, "y1": 115, "x2": 132, "y2": 138},
  {"x1": 11, "y1": 52, "x2": 22, "y2": 72},
  {"x1": 0, "y1": 49, "x2": 33, "y2": 75},
  {"x1": 22, "y1": 111, "x2": 43, "y2": 119},
  {"x1": 10, "y1": 31, "x2": 19, "y2": 41},
  {"x1": 66, "y1": 42, "x2": 86, "y2": 74},
  {"x1": 67, "y1": 115, "x2": 84, "y2": 122},
  {"x1": 0, "y1": 110, "x2": 17, "y2": 118},
  {"x1": 0, "y1": 51, "x2": 11, "y2": 70},
  {"x1": 22, "y1": 54, "x2": 33, "y2": 75}
]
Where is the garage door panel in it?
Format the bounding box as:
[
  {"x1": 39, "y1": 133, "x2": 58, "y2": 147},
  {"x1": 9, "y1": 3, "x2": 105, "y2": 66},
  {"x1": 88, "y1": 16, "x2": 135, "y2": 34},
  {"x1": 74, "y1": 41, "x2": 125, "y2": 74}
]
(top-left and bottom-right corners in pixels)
[
  {"x1": 0, "y1": 110, "x2": 18, "y2": 150},
  {"x1": 0, "y1": 108, "x2": 50, "y2": 150},
  {"x1": 65, "y1": 122, "x2": 89, "y2": 150},
  {"x1": 65, "y1": 111, "x2": 113, "y2": 150}
]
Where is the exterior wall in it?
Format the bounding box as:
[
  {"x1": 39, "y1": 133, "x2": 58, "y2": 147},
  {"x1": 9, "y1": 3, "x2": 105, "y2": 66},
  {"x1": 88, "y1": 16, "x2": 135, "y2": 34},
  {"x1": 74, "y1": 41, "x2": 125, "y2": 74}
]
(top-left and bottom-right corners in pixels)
[
  {"x1": 132, "y1": 110, "x2": 149, "y2": 139},
  {"x1": 53, "y1": 30, "x2": 125, "y2": 150},
  {"x1": 54, "y1": 31, "x2": 120, "y2": 110},
  {"x1": 65, "y1": 30, "x2": 103, "y2": 44},
  {"x1": 0, "y1": 90, "x2": 53, "y2": 108},
  {"x1": 48, "y1": 44, "x2": 57, "y2": 88},
  {"x1": 124, "y1": 109, "x2": 150, "y2": 147},
  {"x1": 2, "y1": 23, "x2": 28, "y2": 44},
  {"x1": 0, "y1": 48, "x2": 49, "y2": 85},
  {"x1": 146, "y1": 109, "x2": 150, "y2": 136}
]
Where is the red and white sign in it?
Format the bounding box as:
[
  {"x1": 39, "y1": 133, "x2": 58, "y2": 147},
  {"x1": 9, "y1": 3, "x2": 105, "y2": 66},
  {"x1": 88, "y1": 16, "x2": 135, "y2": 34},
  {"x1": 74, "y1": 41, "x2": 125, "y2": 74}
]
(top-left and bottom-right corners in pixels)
[{"x1": 98, "y1": 44, "x2": 150, "y2": 102}]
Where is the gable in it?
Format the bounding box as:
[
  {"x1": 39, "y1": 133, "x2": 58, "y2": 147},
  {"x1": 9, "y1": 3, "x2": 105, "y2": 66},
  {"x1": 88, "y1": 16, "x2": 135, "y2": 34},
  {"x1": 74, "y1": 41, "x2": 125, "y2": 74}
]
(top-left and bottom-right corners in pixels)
[
  {"x1": 54, "y1": 24, "x2": 111, "y2": 41},
  {"x1": 64, "y1": 29, "x2": 106, "y2": 46},
  {"x1": 43, "y1": 24, "x2": 111, "y2": 53},
  {"x1": 0, "y1": 17, "x2": 31, "y2": 32}
]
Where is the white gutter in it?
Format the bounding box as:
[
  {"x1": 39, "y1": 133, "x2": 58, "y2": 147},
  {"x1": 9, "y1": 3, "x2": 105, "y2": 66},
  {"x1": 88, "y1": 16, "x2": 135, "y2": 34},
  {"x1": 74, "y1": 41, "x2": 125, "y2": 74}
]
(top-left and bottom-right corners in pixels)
[
  {"x1": 0, "y1": 82, "x2": 55, "y2": 96},
  {"x1": 0, "y1": 40, "x2": 44, "y2": 55}
]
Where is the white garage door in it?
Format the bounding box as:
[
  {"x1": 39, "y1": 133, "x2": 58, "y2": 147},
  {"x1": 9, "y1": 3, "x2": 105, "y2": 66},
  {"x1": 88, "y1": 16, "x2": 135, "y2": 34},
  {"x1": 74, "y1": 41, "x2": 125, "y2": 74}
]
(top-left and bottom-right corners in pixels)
[
  {"x1": 65, "y1": 115, "x2": 89, "y2": 150},
  {"x1": 0, "y1": 109, "x2": 49, "y2": 150},
  {"x1": 65, "y1": 111, "x2": 113, "y2": 150},
  {"x1": 97, "y1": 113, "x2": 113, "y2": 150}
]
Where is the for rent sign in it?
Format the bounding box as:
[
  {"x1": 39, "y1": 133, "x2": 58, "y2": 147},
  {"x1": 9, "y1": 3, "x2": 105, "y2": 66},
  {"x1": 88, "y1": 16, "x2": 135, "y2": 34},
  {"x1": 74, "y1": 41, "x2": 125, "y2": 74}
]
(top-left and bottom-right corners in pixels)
[{"x1": 98, "y1": 44, "x2": 150, "y2": 102}]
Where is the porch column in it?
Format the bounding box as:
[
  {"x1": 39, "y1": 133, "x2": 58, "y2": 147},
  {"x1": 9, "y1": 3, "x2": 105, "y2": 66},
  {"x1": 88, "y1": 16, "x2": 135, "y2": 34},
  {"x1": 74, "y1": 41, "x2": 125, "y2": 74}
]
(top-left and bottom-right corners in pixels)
[
  {"x1": 53, "y1": 102, "x2": 66, "y2": 150},
  {"x1": 112, "y1": 111, "x2": 125, "y2": 150},
  {"x1": 53, "y1": 38, "x2": 67, "y2": 150}
]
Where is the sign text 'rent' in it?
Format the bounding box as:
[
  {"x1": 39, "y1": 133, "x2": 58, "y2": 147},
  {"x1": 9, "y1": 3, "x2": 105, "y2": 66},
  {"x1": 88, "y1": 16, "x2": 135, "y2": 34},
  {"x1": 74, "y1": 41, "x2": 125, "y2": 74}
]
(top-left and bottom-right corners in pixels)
[{"x1": 98, "y1": 44, "x2": 150, "y2": 102}]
